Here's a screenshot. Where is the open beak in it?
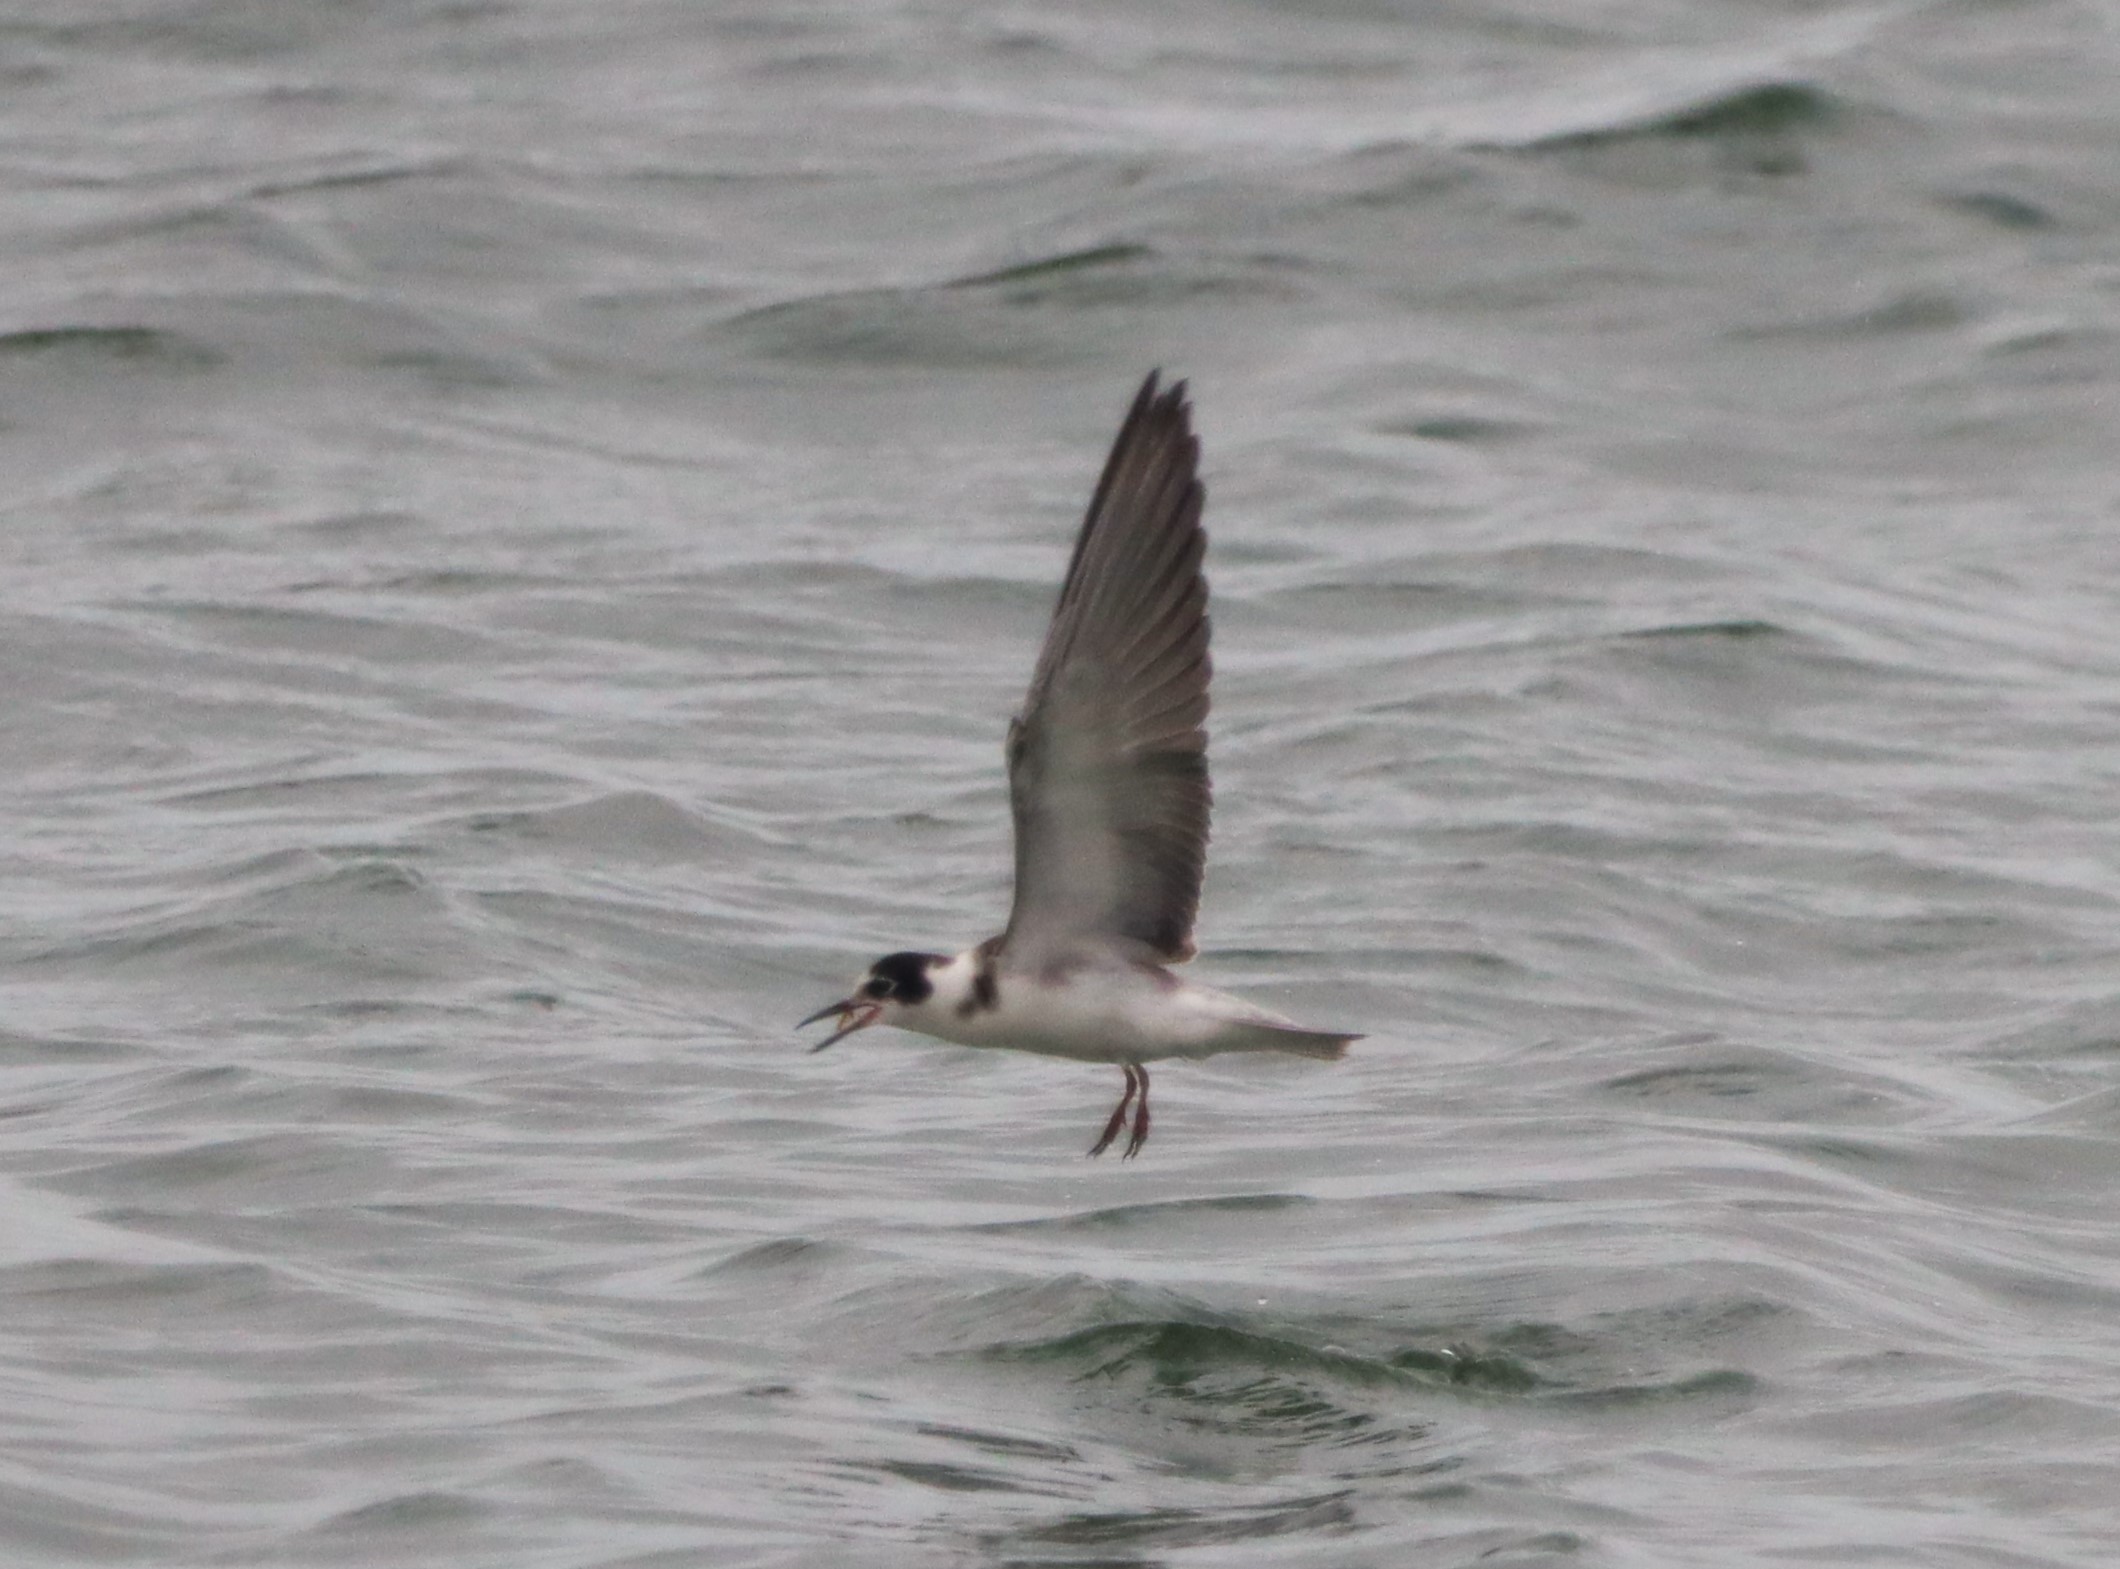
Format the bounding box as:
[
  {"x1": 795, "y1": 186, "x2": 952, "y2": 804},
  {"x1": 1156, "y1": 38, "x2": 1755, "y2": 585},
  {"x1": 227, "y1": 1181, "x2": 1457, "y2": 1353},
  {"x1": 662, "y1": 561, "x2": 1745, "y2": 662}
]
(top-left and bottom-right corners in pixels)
[{"x1": 797, "y1": 998, "x2": 882, "y2": 1052}]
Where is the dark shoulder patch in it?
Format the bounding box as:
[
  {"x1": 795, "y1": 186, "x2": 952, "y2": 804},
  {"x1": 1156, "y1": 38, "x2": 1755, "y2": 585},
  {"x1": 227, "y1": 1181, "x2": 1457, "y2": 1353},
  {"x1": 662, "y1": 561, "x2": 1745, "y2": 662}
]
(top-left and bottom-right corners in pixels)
[{"x1": 959, "y1": 936, "x2": 1002, "y2": 1017}]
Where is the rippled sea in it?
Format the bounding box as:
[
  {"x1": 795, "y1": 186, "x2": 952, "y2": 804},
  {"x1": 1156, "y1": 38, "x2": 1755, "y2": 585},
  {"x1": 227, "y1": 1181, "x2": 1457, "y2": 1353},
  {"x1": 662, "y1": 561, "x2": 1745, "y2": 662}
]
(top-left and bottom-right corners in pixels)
[{"x1": 6, "y1": 2, "x2": 2120, "y2": 1564}]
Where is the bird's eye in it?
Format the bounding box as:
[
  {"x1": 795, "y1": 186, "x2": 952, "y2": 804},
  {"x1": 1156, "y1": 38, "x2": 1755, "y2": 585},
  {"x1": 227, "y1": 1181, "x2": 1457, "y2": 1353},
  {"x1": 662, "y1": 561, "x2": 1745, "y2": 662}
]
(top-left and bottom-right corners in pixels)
[{"x1": 863, "y1": 977, "x2": 892, "y2": 999}]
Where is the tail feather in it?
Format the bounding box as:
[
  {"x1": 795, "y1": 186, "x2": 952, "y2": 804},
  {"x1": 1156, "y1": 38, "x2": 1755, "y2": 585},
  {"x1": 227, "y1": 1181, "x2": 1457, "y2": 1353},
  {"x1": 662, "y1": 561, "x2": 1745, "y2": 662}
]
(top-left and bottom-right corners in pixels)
[{"x1": 1237, "y1": 1023, "x2": 1361, "y2": 1061}]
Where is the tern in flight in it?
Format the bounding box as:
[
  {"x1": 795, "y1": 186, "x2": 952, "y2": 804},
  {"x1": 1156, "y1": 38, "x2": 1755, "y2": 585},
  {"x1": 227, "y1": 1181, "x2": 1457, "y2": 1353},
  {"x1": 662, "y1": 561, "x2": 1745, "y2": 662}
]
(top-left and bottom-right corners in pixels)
[{"x1": 801, "y1": 373, "x2": 1360, "y2": 1156}]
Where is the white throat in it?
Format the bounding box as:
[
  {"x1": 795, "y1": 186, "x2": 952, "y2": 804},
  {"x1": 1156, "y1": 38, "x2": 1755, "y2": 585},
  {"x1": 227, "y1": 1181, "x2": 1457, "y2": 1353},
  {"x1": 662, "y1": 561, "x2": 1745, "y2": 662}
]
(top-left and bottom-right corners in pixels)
[{"x1": 887, "y1": 947, "x2": 1002, "y2": 1048}]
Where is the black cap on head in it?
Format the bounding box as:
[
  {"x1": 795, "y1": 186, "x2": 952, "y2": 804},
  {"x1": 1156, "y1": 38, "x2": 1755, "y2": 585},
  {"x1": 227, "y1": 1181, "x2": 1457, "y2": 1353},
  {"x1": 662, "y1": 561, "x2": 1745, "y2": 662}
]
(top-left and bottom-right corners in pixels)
[{"x1": 863, "y1": 951, "x2": 944, "y2": 1005}]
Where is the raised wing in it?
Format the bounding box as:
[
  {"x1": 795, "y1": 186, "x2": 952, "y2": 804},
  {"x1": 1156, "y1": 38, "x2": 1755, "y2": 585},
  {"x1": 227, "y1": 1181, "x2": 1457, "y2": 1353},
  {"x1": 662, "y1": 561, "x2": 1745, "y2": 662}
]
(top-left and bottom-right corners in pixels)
[{"x1": 1002, "y1": 372, "x2": 1212, "y2": 966}]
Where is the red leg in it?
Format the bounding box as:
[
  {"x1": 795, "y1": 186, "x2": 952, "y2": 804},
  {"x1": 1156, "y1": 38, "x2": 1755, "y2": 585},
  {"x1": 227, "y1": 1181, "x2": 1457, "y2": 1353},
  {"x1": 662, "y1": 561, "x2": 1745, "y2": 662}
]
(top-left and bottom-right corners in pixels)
[
  {"x1": 1089, "y1": 1064, "x2": 1140, "y2": 1158},
  {"x1": 1123, "y1": 1064, "x2": 1151, "y2": 1159}
]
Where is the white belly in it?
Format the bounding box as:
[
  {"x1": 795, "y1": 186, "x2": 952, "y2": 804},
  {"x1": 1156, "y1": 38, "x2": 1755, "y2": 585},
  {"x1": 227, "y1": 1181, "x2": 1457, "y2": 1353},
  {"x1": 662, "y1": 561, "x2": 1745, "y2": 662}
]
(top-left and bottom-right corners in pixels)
[{"x1": 903, "y1": 959, "x2": 1303, "y2": 1064}]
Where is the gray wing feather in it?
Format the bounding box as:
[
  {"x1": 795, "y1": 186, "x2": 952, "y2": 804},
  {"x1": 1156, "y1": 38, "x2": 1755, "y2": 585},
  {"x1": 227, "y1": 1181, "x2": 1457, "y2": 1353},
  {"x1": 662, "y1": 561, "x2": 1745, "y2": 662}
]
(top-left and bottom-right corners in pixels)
[{"x1": 1003, "y1": 373, "x2": 1212, "y2": 965}]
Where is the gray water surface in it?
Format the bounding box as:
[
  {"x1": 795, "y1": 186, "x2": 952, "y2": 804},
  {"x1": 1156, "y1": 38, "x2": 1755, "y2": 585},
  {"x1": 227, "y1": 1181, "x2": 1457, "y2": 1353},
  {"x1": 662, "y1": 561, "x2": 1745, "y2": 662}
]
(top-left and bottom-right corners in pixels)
[{"x1": 5, "y1": 2, "x2": 2120, "y2": 1565}]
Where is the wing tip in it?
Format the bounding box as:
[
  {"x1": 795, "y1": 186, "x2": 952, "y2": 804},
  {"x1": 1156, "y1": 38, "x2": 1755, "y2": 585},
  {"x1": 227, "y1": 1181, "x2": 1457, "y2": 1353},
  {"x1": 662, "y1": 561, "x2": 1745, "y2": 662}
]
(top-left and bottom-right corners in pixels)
[{"x1": 1131, "y1": 368, "x2": 1192, "y2": 431}]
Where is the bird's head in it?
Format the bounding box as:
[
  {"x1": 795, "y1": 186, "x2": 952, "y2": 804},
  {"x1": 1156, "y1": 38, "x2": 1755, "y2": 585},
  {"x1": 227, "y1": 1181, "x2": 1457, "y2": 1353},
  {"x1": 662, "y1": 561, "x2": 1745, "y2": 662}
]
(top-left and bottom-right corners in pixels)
[{"x1": 798, "y1": 950, "x2": 946, "y2": 1050}]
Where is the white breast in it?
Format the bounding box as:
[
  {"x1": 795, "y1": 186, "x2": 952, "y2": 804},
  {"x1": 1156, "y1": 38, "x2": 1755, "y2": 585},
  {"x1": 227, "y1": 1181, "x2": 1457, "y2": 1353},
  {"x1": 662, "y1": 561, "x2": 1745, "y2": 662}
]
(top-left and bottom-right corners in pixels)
[{"x1": 897, "y1": 949, "x2": 1305, "y2": 1064}]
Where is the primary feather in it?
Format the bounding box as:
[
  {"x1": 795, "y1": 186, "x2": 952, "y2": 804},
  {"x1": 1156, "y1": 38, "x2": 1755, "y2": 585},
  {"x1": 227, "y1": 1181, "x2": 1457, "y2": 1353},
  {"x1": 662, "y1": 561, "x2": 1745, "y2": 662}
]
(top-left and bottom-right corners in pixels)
[{"x1": 1001, "y1": 373, "x2": 1212, "y2": 968}]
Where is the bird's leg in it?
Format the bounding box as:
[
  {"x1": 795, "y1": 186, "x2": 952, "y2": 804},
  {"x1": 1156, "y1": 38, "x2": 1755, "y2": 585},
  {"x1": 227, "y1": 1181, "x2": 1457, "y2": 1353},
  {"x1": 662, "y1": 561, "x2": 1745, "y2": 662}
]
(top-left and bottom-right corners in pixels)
[
  {"x1": 1123, "y1": 1064, "x2": 1152, "y2": 1159},
  {"x1": 1089, "y1": 1063, "x2": 1140, "y2": 1158}
]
